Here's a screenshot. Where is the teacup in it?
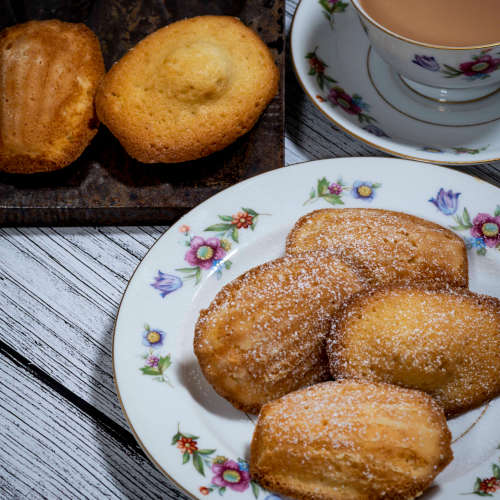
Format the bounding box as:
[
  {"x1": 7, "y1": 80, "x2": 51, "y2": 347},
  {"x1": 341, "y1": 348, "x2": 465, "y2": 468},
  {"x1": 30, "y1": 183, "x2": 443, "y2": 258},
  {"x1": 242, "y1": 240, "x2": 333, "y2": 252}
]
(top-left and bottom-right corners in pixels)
[{"x1": 351, "y1": 0, "x2": 500, "y2": 103}]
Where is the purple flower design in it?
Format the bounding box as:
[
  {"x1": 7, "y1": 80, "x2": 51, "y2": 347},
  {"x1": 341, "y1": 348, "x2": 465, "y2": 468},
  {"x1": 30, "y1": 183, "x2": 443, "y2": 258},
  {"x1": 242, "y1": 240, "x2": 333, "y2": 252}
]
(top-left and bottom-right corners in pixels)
[
  {"x1": 328, "y1": 182, "x2": 343, "y2": 195},
  {"x1": 471, "y1": 213, "x2": 500, "y2": 248},
  {"x1": 211, "y1": 459, "x2": 250, "y2": 492},
  {"x1": 185, "y1": 236, "x2": 226, "y2": 270},
  {"x1": 142, "y1": 327, "x2": 165, "y2": 349},
  {"x1": 429, "y1": 188, "x2": 461, "y2": 215},
  {"x1": 412, "y1": 55, "x2": 440, "y2": 72},
  {"x1": 151, "y1": 271, "x2": 182, "y2": 297},
  {"x1": 352, "y1": 181, "x2": 377, "y2": 201}
]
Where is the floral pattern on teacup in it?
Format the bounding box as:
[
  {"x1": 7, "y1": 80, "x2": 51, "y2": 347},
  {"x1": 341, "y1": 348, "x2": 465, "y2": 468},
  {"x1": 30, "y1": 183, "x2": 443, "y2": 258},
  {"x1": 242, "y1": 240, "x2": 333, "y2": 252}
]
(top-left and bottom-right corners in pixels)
[{"x1": 413, "y1": 49, "x2": 500, "y2": 80}]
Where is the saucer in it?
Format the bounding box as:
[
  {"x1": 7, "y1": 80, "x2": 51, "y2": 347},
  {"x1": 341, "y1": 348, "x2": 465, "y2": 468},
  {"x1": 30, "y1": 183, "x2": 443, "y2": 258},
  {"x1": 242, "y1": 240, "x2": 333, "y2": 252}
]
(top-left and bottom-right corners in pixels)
[{"x1": 290, "y1": 0, "x2": 500, "y2": 164}]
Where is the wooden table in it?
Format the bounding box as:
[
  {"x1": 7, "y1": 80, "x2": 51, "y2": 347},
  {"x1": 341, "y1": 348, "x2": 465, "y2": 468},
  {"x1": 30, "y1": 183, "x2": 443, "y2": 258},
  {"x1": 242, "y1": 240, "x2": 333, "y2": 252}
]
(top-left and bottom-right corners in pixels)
[{"x1": 1, "y1": 2, "x2": 499, "y2": 498}]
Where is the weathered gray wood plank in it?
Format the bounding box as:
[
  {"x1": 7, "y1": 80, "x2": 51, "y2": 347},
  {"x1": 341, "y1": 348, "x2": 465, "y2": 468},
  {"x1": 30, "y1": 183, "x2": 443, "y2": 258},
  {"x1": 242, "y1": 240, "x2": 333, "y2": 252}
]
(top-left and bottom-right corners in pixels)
[{"x1": 0, "y1": 348, "x2": 186, "y2": 499}]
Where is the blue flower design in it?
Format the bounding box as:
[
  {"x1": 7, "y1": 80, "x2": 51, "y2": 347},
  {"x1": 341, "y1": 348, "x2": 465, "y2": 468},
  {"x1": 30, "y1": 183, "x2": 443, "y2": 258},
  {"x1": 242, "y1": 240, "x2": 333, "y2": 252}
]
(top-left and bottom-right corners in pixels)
[
  {"x1": 352, "y1": 181, "x2": 376, "y2": 201},
  {"x1": 142, "y1": 327, "x2": 166, "y2": 348},
  {"x1": 363, "y1": 124, "x2": 388, "y2": 137},
  {"x1": 151, "y1": 271, "x2": 182, "y2": 298},
  {"x1": 464, "y1": 236, "x2": 486, "y2": 249},
  {"x1": 429, "y1": 188, "x2": 461, "y2": 215},
  {"x1": 237, "y1": 458, "x2": 249, "y2": 472},
  {"x1": 352, "y1": 94, "x2": 369, "y2": 111},
  {"x1": 264, "y1": 495, "x2": 282, "y2": 500},
  {"x1": 412, "y1": 55, "x2": 440, "y2": 71}
]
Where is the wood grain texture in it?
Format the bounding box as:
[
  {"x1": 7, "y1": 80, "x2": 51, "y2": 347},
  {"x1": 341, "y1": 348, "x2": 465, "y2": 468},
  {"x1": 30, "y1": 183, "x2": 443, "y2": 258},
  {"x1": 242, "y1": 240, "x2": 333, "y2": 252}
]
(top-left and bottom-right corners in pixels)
[
  {"x1": 1, "y1": 345, "x2": 188, "y2": 499},
  {"x1": 0, "y1": 1, "x2": 499, "y2": 499}
]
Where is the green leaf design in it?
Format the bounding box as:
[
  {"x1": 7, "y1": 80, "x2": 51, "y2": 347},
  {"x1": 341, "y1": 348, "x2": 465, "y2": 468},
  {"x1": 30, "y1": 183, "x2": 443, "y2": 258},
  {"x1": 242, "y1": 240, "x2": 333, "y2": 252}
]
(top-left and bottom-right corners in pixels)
[
  {"x1": 144, "y1": 323, "x2": 150, "y2": 331},
  {"x1": 494, "y1": 205, "x2": 500, "y2": 217},
  {"x1": 242, "y1": 207, "x2": 258, "y2": 216},
  {"x1": 195, "y1": 267, "x2": 202, "y2": 285},
  {"x1": 224, "y1": 261, "x2": 232, "y2": 270},
  {"x1": 182, "y1": 452, "x2": 190, "y2": 464},
  {"x1": 171, "y1": 432, "x2": 181, "y2": 445},
  {"x1": 140, "y1": 367, "x2": 161, "y2": 376},
  {"x1": 158, "y1": 355, "x2": 171, "y2": 374},
  {"x1": 218, "y1": 215, "x2": 233, "y2": 222},
  {"x1": 317, "y1": 177, "x2": 329, "y2": 196},
  {"x1": 371, "y1": 183, "x2": 382, "y2": 189},
  {"x1": 205, "y1": 223, "x2": 233, "y2": 232},
  {"x1": 251, "y1": 480, "x2": 260, "y2": 499},
  {"x1": 463, "y1": 207, "x2": 472, "y2": 226},
  {"x1": 182, "y1": 433, "x2": 199, "y2": 439},
  {"x1": 218, "y1": 487, "x2": 226, "y2": 496},
  {"x1": 493, "y1": 463, "x2": 500, "y2": 479},
  {"x1": 474, "y1": 477, "x2": 482, "y2": 492},
  {"x1": 309, "y1": 188, "x2": 316, "y2": 199},
  {"x1": 231, "y1": 226, "x2": 239, "y2": 243},
  {"x1": 322, "y1": 194, "x2": 344, "y2": 205},
  {"x1": 176, "y1": 267, "x2": 198, "y2": 273},
  {"x1": 192, "y1": 452, "x2": 205, "y2": 476},
  {"x1": 197, "y1": 449, "x2": 216, "y2": 455}
]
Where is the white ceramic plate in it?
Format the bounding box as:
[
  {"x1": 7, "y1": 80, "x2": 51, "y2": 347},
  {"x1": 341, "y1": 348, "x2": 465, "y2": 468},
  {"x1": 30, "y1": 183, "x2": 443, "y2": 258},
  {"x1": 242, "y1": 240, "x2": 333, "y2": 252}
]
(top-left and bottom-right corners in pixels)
[
  {"x1": 114, "y1": 158, "x2": 500, "y2": 500},
  {"x1": 291, "y1": 0, "x2": 500, "y2": 165}
]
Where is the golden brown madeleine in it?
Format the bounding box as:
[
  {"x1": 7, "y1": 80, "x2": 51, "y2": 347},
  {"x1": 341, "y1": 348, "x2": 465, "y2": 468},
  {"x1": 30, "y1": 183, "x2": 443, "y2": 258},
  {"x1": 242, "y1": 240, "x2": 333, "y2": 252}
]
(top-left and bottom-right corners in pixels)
[
  {"x1": 0, "y1": 20, "x2": 104, "y2": 173},
  {"x1": 194, "y1": 251, "x2": 365, "y2": 414},
  {"x1": 286, "y1": 208, "x2": 468, "y2": 288},
  {"x1": 250, "y1": 380, "x2": 452, "y2": 500},
  {"x1": 329, "y1": 286, "x2": 500, "y2": 416},
  {"x1": 95, "y1": 16, "x2": 279, "y2": 163}
]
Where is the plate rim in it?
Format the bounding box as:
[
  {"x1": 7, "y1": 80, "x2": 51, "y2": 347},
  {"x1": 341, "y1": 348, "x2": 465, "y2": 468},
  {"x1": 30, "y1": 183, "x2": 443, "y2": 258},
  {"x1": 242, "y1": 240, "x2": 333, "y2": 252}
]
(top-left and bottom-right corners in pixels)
[
  {"x1": 290, "y1": 0, "x2": 500, "y2": 166},
  {"x1": 112, "y1": 157, "x2": 500, "y2": 499}
]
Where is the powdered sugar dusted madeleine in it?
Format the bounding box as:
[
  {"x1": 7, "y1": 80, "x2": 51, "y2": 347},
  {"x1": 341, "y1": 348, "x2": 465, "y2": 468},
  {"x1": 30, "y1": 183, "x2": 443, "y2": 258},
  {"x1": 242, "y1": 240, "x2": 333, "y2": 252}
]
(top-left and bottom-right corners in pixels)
[
  {"x1": 95, "y1": 16, "x2": 279, "y2": 163},
  {"x1": 0, "y1": 20, "x2": 104, "y2": 173},
  {"x1": 329, "y1": 286, "x2": 500, "y2": 416},
  {"x1": 250, "y1": 380, "x2": 452, "y2": 500},
  {"x1": 194, "y1": 251, "x2": 365, "y2": 414},
  {"x1": 286, "y1": 208, "x2": 468, "y2": 288}
]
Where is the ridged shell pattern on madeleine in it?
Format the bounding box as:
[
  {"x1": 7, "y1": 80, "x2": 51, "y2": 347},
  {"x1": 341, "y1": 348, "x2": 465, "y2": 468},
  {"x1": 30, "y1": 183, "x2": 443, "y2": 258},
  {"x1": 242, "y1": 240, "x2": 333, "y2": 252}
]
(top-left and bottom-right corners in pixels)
[
  {"x1": 328, "y1": 286, "x2": 500, "y2": 416},
  {"x1": 0, "y1": 20, "x2": 105, "y2": 173},
  {"x1": 96, "y1": 16, "x2": 279, "y2": 163},
  {"x1": 250, "y1": 380, "x2": 452, "y2": 500},
  {"x1": 286, "y1": 208, "x2": 468, "y2": 288},
  {"x1": 194, "y1": 251, "x2": 366, "y2": 413}
]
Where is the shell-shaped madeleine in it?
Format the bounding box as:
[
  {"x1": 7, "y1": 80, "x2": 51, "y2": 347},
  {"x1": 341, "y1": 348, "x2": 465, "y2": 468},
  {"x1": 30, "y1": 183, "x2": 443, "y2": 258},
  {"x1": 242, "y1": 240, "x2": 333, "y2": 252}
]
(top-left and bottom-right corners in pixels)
[
  {"x1": 194, "y1": 251, "x2": 366, "y2": 413},
  {"x1": 0, "y1": 20, "x2": 104, "y2": 173},
  {"x1": 251, "y1": 380, "x2": 452, "y2": 500},
  {"x1": 95, "y1": 16, "x2": 279, "y2": 163},
  {"x1": 286, "y1": 208, "x2": 468, "y2": 288},
  {"x1": 329, "y1": 286, "x2": 500, "y2": 416}
]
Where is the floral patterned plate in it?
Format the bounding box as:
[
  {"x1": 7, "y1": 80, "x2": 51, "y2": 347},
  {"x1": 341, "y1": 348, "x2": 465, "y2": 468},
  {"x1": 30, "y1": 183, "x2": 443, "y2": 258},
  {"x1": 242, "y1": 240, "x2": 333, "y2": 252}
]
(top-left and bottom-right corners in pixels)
[
  {"x1": 291, "y1": 0, "x2": 500, "y2": 164},
  {"x1": 113, "y1": 158, "x2": 500, "y2": 499}
]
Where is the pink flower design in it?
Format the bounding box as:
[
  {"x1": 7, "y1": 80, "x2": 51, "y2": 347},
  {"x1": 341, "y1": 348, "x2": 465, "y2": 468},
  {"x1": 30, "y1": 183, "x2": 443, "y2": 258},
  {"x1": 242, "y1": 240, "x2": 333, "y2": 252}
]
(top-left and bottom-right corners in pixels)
[
  {"x1": 470, "y1": 213, "x2": 500, "y2": 248},
  {"x1": 328, "y1": 87, "x2": 361, "y2": 115},
  {"x1": 146, "y1": 355, "x2": 159, "y2": 367},
  {"x1": 459, "y1": 55, "x2": 500, "y2": 76},
  {"x1": 185, "y1": 236, "x2": 226, "y2": 269},
  {"x1": 211, "y1": 460, "x2": 250, "y2": 492},
  {"x1": 328, "y1": 182, "x2": 342, "y2": 195},
  {"x1": 179, "y1": 224, "x2": 190, "y2": 233}
]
